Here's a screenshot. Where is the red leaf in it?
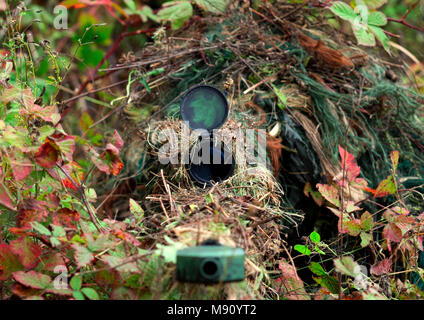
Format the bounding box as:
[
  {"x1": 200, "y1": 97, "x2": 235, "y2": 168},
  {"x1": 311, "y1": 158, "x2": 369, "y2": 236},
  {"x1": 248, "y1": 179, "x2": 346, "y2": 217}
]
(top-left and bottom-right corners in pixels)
[
  {"x1": 11, "y1": 283, "x2": 41, "y2": 298},
  {"x1": 41, "y1": 252, "x2": 66, "y2": 272},
  {"x1": 344, "y1": 219, "x2": 362, "y2": 236},
  {"x1": 51, "y1": 134, "x2": 76, "y2": 162},
  {"x1": 13, "y1": 271, "x2": 51, "y2": 289},
  {"x1": 390, "y1": 151, "x2": 399, "y2": 172},
  {"x1": 370, "y1": 258, "x2": 391, "y2": 276},
  {"x1": 316, "y1": 183, "x2": 340, "y2": 207},
  {"x1": 10, "y1": 151, "x2": 32, "y2": 181},
  {"x1": 112, "y1": 130, "x2": 123, "y2": 151},
  {"x1": 373, "y1": 175, "x2": 396, "y2": 198},
  {"x1": 339, "y1": 145, "x2": 360, "y2": 182},
  {"x1": 382, "y1": 223, "x2": 402, "y2": 251},
  {"x1": 0, "y1": 185, "x2": 15, "y2": 211},
  {"x1": 35, "y1": 141, "x2": 58, "y2": 169},
  {"x1": 53, "y1": 208, "x2": 79, "y2": 229},
  {"x1": 0, "y1": 244, "x2": 23, "y2": 280},
  {"x1": 275, "y1": 259, "x2": 310, "y2": 300},
  {"x1": 10, "y1": 237, "x2": 42, "y2": 269},
  {"x1": 16, "y1": 199, "x2": 49, "y2": 230}
]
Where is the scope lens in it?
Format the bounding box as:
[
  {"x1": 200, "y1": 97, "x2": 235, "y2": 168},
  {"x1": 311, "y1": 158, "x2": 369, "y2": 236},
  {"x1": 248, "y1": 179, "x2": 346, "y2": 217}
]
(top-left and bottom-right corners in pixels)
[
  {"x1": 181, "y1": 85, "x2": 229, "y2": 131},
  {"x1": 187, "y1": 138, "x2": 234, "y2": 186},
  {"x1": 200, "y1": 258, "x2": 221, "y2": 280}
]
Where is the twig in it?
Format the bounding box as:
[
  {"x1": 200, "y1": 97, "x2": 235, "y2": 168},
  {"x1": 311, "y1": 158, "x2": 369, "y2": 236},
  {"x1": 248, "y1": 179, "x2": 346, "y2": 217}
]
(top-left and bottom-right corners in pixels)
[
  {"x1": 56, "y1": 163, "x2": 103, "y2": 232},
  {"x1": 387, "y1": 1, "x2": 424, "y2": 33}
]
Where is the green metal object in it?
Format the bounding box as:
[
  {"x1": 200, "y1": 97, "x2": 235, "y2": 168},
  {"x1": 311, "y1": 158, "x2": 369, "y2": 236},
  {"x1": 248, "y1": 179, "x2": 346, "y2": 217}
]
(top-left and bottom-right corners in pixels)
[{"x1": 176, "y1": 241, "x2": 245, "y2": 283}]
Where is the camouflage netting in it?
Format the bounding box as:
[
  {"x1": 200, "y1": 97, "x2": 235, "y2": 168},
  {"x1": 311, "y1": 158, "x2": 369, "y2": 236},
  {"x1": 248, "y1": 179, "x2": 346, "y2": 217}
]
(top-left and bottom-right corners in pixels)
[{"x1": 91, "y1": 1, "x2": 424, "y2": 299}]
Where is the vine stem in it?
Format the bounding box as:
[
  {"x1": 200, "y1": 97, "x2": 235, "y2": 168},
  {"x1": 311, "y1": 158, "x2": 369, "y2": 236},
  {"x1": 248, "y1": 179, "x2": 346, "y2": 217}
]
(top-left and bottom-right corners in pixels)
[
  {"x1": 387, "y1": 1, "x2": 424, "y2": 33},
  {"x1": 56, "y1": 162, "x2": 104, "y2": 233}
]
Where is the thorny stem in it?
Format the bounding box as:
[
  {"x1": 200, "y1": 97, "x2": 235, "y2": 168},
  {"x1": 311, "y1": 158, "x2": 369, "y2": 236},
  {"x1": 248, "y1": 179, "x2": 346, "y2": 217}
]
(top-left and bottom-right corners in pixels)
[
  {"x1": 56, "y1": 162, "x2": 103, "y2": 233},
  {"x1": 387, "y1": 1, "x2": 424, "y2": 33}
]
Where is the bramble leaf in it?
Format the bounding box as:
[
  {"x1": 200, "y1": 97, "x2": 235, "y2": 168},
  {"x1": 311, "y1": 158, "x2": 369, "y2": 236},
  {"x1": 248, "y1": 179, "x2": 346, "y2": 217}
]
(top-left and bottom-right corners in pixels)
[
  {"x1": 35, "y1": 141, "x2": 58, "y2": 169},
  {"x1": 360, "y1": 211, "x2": 373, "y2": 231},
  {"x1": 316, "y1": 183, "x2": 340, "y2": 207},
  {"x1": 360, "y1": 232, "x2": 372, "y2": 247},
  {"x1": 352, "y1": 24, "x2": 376, "y2": 47},
  {"x1": 367, "y1": 11, "x2": 387, "y2": 26},
  {"x1": 374, "y1": 175, "x2": 396, "y2": 198},
  {"x1": 194, "y1": 0, "x2": 228, "y2": 14},
  {"x1": 72, "y1": 244, "x2": 94, "y2": 268},
  {"x1": 276, "y1": 259, "x2": 310, "y2": 300},
  {"x1": 390, "y1": 150, "x2": 399, "y2": 172},
  {"x1": 334, "y1": 256, "x2": 360, "y2": 278},
  {"x1": 10, "y1": 237, "x2": 42, "y2": 269},
  {"x1": 363, "y1": 0, "x2": 387, "y2": 10},
  {"x1": 158, "y1": 1, "x2": 193, "y2": 30},
  {"x1": 129, "y1": 198, "x2": 144, "y2": 220},
  {"x1": 370, "y1": 258, "x2": 391, "y2": 275},
  {"x1": 329, "y1": 1, "x2": 357, "y2": 21},
  {"x1": 0, "y1": 244, "x2": 23, "y2": 280},
  {"x1": 13, "y1": 271, "x2": 51, "y2": 289},
  {"x1": 369, "y1": 26, "x2": 390, "y2": 53}
]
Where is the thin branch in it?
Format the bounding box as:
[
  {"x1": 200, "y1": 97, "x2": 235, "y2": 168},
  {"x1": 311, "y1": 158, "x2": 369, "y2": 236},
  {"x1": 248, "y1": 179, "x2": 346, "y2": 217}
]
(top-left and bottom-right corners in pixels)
[{"x1": 56, "y1": 162, "x2": 103, "y2": 232}]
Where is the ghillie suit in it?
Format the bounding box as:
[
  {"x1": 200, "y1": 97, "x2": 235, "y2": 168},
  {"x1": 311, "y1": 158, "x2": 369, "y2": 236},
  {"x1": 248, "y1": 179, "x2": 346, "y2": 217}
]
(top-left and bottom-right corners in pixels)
[{"x1": 92, "y1": 1, "x2": 424, "y2": 299}]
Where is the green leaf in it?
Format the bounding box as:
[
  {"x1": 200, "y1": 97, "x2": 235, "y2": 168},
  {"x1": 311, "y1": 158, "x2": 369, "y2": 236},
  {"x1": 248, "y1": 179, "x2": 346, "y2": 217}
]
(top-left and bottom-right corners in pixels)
[
  {"x1": 309, "y1": 231, "x2": 321, "y2": 244},
  {"x1": 81, "y1": 287, "x2": 100, "y2": 300},
  {"x1": 360, "y1": 211, "x2": 373, "y2": 231},
  {"x1": 13, "y1": 271, "x2": 51, "y2": 289},
  {"x1": 345, "y1": 219, "x2": 362, "y2": 236},
  {"x1": 52, "y1": 225, "x2": 66, "y2": 238},
  {"x1": 194, "y1": 0, "x2": 228, "y2": 14},
  {"x1": 73, "y1": 290, "x2": 85, "y2": 300},
  {"x1": 316, "y1": 183, "x2": 340, "y2": 207},
  {"x1": 329, "y1": 1, "x2": 357, "y2": 21},
  {"x1": 129, "y1": 198, "x2": 144, "y2": 220},
  {"x1": 363, "y1": 0, "x2": 387, "y2": 10},
  {"x1": 309, "y1": 262, "x2": 327, "y2": 276},
  {"x1": 294, "y1": 244, "x2": 311, "y2": 255},
  {"x1": 124, "y1": 0, "x2": 136, "y2": 12},
  {"x1": 314, "y1": 246, "x2": 326, "y2": 255},
  {"x1": 138, "y1": 6, "x2": 159, "y2": 23},
  {"x1": 367, "y1": 11, "x2": 387, "y2": 26},
  {"x1": 0, "y1": 244, "x2": 23, "y2": 280},
  {"x1": 334, "y1": 256, "x2": 360, "y2": 278},
  {"x1": 158, "y1": 1, "x2": 193, "y2": 30},
  {"x1": 374, "y1": 174, "x2": 396, "y2": 198},
  {"x1": 352, "y1": 24, "x2": 376, "y2": 46},
  {"x1": 369, "y1": 26, "x2": 390, "y2": 53},
  {"x1": 390, "y1": 151, "x2": 399, "y2": 172},
  {"x1": 72, "y1": 244, "x2": 94, "y2": 268},
  {"x1": 155, "y1": 236, "x2": 187, "y2": 263},
  {"x1": 360, "y1": 232, "x2": 372, "y2": 247},
  {"x1": 10, "y1": 237, "x2": 42, "y2": 269},
  {"x1": 103, "y1": 255, "x2": 139, "y2": 273},
  {"x1": 314, "y1": 275, "x2": 340, "y2": 294},
  {"x1": 31, "y1": 222, "x2": 52, "y2": 236},
  {"x1": 272, "y1": 85, "x2": 287, "y2": 109},
  {"x1": 205, "y1": 193, "x2": 214, "y2": 204},
  {"x1": 70, "y1": 275, "x2": 82, "y2": 291},
  {"x1": 355, "y1": 2, "x2": 369, "y2": 22}
]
